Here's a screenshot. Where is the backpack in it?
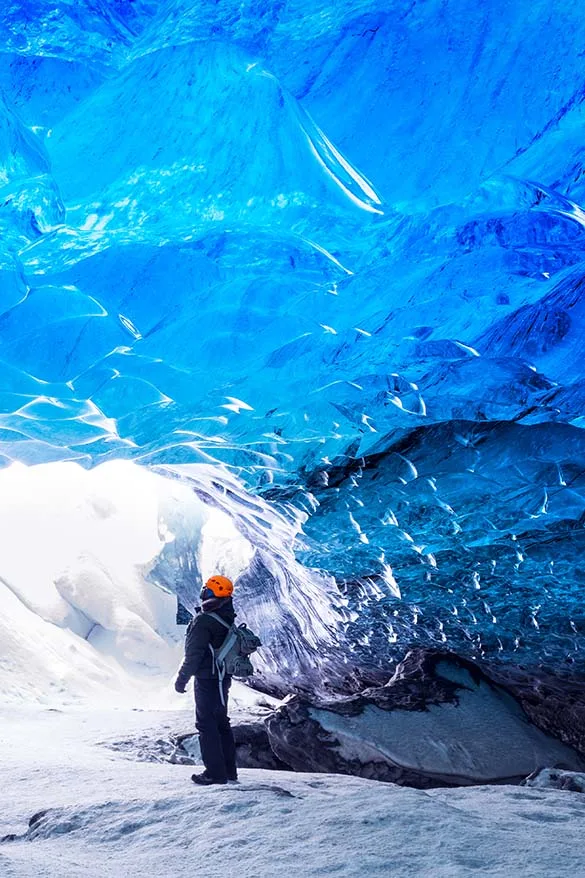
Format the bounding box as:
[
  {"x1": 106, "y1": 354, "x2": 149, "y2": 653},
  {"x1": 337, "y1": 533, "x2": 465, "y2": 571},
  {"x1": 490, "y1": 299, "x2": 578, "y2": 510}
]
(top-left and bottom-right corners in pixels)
[{"x1": 207, "y1": 612, "x2": 262, "y2": 705}]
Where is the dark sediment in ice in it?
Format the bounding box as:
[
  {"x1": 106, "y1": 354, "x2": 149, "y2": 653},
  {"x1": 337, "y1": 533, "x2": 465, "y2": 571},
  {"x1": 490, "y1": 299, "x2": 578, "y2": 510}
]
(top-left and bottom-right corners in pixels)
[
  {"x1": 485, "y1": 662, "x2": 585, "y2": 758},
  {"x1": 265, "y1": 651, "x2": 585, "y2": 788}
]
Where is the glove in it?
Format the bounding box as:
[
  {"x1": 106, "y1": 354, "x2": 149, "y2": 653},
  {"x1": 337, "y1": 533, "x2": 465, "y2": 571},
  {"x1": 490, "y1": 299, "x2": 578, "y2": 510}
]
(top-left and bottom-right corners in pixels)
[{"x1": 174, "y1": 679, "x2": 187, "y2": 694}]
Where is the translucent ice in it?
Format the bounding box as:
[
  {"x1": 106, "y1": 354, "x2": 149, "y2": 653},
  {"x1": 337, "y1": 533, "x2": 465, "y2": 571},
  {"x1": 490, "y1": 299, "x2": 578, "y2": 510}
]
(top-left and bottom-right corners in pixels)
[{"x1": 1, "y1": 0, "x2": 585, "y2": 675}]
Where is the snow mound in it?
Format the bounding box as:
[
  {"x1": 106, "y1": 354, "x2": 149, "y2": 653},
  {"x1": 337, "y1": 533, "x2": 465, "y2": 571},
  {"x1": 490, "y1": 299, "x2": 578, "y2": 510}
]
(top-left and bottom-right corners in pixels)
[
  {"x1": 524, "y1": 768, "x2": 585, "y2": 794},
  {"x1": 0, "y1": 461, "x2": 187, "y2": 705}
]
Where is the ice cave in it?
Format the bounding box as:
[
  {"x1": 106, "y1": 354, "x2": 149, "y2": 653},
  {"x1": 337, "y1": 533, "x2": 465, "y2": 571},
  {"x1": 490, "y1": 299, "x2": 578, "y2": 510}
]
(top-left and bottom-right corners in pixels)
[{"x1": 2, "y1": 2, "x2": 585, "y2": 876}]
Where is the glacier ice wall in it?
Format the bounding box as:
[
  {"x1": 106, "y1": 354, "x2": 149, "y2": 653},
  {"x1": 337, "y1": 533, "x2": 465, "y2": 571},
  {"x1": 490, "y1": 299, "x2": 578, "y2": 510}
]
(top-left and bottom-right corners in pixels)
[{"x1": 1, "y1": 0, "x2": 585, "y2": 675}]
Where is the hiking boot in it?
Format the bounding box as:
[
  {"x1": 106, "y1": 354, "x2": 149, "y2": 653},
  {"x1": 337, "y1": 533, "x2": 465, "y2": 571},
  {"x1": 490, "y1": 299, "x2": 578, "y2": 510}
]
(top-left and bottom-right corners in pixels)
[{"x1": 191, "y1": 772, "x2": 227, "y2": 786}]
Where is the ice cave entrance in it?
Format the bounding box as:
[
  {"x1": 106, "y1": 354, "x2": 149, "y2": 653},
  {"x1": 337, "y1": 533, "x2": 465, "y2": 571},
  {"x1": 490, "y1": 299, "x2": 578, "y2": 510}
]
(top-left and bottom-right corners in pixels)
[
  {"x1": 0, "y1": 459, "x2": 341, "y2": 706},
  {"x1": 0, "y1": 460, "x2": 255, "y2": 705}
]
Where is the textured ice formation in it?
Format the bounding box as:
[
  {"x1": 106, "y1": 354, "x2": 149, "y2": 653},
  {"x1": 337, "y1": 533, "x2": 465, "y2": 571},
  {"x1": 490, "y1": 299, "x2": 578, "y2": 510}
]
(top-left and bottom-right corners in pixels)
[
  {"x1": 266, "y1": 654, "x2": 585, "y2": 786},
  {"x1": 1, "y1": 0, "x2": 585, "y2": 677}
]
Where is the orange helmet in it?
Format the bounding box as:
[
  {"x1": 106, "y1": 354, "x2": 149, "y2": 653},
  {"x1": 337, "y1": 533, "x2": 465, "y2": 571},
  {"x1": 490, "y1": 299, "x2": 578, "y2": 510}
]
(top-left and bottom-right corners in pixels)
[{"x1": 205, "y1": 575, "x2": 234, "y2": 598}]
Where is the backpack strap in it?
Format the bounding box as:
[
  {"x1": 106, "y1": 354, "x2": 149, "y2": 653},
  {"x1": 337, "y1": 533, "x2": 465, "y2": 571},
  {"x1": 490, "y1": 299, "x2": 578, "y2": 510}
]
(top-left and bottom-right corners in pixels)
[
  {"x1": 207, "y1": 612, "x2": 236, "y2": 707},
  {"x1": 215, "y1": 629, "x2": 239, "y2": 666},
  {"x1": 207, "y1": 612, "x2": 238, "y2": 661},
  {"x1": 207, "y1": 612, "x2": 231, "y2": 630}
]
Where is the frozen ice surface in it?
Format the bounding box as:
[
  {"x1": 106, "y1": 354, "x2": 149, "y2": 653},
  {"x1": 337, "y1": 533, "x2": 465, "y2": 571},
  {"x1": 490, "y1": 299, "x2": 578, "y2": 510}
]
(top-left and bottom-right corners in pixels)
[{"x1": 310, "y1": 675, "x2": 582, "y2": 783}]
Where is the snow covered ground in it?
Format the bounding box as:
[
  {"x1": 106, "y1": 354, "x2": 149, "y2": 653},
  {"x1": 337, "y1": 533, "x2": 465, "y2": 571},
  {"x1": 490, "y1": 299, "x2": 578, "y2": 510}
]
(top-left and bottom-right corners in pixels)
[{"x1": 2, "y1": 699, "x2": 585, "y2": 878}]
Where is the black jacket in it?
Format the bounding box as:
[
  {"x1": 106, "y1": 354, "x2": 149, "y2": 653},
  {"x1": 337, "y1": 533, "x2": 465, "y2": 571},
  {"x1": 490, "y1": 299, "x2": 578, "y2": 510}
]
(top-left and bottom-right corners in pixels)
[{"x1": 176, "y1": 597, "x2": 236, "y2": 687}]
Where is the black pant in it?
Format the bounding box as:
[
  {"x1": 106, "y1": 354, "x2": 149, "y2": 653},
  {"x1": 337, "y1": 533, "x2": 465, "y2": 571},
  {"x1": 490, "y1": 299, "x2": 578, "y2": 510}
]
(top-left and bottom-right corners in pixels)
[{"x1": 194, "y1": 676, "x2": 237, "y2": 781}]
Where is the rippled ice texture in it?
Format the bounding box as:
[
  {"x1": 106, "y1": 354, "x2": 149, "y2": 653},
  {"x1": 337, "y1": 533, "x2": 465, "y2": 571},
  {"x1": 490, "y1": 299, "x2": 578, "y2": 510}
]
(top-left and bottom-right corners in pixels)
[{"x1": 1, "y1": 0, "x2": 585, "y2": 674}]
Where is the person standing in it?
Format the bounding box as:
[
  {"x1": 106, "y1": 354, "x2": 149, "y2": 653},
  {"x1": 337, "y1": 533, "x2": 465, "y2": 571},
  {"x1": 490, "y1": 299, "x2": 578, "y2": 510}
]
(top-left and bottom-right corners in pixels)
[{"x1": 175, "y1": 575, "x2": 238, "y2": 785}]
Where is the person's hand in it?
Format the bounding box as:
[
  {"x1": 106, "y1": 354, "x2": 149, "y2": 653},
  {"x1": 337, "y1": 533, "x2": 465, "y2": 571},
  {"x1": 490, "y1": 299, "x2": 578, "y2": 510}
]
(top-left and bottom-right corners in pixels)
[{"x1": 174, "y1": 679, "x2": 186, "y2": 694}]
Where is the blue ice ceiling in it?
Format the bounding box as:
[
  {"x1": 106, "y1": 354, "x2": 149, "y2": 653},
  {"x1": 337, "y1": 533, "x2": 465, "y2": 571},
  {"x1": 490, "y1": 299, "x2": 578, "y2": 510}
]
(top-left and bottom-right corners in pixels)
[{"x1": 2, "y1": 0, "x2": 585, "y2": 671}]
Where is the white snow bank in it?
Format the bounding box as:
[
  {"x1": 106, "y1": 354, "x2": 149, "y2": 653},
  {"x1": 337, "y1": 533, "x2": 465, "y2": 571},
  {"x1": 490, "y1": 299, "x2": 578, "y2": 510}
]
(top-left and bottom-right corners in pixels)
[
  {"x1": 0, "y1": 461, "x2": 168, "y2": 627},
  {"x1": 0, "y1": 577, "x2": 159, "y2": 705},
  {"x1": 1, "y1": 707, "x2": 585, "y2": 878}
]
